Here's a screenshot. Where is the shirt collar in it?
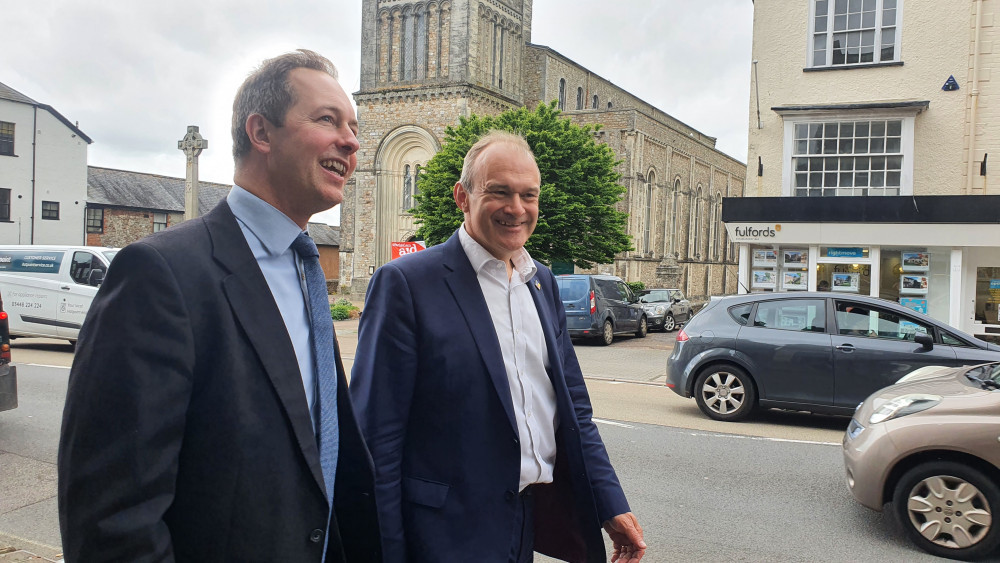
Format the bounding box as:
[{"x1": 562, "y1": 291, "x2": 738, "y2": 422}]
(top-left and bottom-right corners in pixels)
[
  {"x1": 227, "y1": 185, "x2": 305, "y2": 255},
  {"x1": 458, "y1": 224, "x2": 537, "y2": 282}
]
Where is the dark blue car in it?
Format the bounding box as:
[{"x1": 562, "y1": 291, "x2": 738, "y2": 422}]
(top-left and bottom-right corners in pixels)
[{"x1": 557, "y1": 274, "x2": 647, "y2": 345}]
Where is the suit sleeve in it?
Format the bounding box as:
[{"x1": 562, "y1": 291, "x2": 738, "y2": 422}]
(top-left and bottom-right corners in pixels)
[
  {"x1": 546, "y1": 270, "x2": 631, "y2": 522},
  {"x1": 58, "y1": 242, "x2": 195, "y2": 562},
  {"x1": 349, "y1": 263, "x2": 419, "y2": 561}
]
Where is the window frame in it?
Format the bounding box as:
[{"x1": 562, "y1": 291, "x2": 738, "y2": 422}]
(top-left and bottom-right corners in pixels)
[
  {"x1": 86, "y1": 207, "x2": 104, "y2": 234},
  {"x1": 41, "y1": 201, "x2": 59, "y2": 220},
  {"x1": 0, "y1": 121, "x2": 14, "y2": 157},
  {"x1": 152, "y1": 212, "x2": 168, "y2": 233},
  {"x1": 807, "y1": 0, "x2": 903, "y2": 69},
  {"x1": 0, "y1": 189, "x2": 10, "y2": 222},
  {"x1": 781, "y1": 110, "x2": 915, "y2": 196}
]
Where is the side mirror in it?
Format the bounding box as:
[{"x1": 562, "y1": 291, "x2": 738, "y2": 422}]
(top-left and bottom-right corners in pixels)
[
  {"x1": 914, "y1": 333, "x2": 934, "y2": 351},
  {"x1": 88, "y1": 269, "x2": 105, "y2": 287},
  {"x1": 673, "y1": 298, "x2": 682, "y2": 303}
]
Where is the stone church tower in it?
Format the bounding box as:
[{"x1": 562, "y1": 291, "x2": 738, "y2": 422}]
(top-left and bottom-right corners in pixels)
[{"x1": 341, "y1": 0, "x2": 534, "y2": 294}]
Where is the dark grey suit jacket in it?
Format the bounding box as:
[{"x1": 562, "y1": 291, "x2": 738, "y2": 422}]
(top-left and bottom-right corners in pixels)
[{"x1": 58, "y1": 201, "x2": 380, "y2": 562}]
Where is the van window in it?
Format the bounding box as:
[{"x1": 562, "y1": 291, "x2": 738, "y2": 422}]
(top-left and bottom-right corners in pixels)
[
  {"x1": 594, "y1": 279, "x2": 620, "y2": 300},
  {"x1": 557, "y1": 278, "x2": 589, "y2": 301},
  {"x1": 70, "y1": 252, "x2": 106, "y2": 285}
]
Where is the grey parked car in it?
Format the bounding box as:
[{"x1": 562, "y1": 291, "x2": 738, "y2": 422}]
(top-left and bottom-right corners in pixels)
[
  {"x1": 557, "y1": 274, "x2": 647, "y2": 345},
  {"x1": 637, "y1": 288, "x2": 691, "y2": 332},
  {"x1": 666, "y1": 292, "x2": 1000, "y2": 421}
]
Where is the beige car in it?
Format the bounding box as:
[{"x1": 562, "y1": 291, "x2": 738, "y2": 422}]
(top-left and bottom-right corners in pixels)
[{"x1": 843, "y1": 363, "x2": 1000, "y2": 560}]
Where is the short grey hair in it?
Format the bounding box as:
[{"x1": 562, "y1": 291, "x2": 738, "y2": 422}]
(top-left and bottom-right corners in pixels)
[
  {"x1": 231, "y1": 49, "x2": 338, "y2": 161},
  {"x1": 458, "y1": 130, "x2": 537, "y2": 192}
]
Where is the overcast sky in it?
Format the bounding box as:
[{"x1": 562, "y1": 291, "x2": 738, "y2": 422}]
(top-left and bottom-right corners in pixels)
[{"x1": 2, "y1": 0, "x2": 753, "y2": 225}]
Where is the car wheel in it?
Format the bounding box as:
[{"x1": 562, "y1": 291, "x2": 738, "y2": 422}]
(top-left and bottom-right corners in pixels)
[
  {"x1": 892, "y1": 461, "x2": 1000, "y2": 560},
  {"x1": 693, "y1": 365, "x2": 756, "y2": 422},
  {"x1": 663, "y1": 314, "x2": 676, "y2": 332},
  {"x1": 635, "y1": 316, "x2": 647, "y2": 338},
  {"x1": 601, "y1": 319, "x2": 614, "y2": 346}
]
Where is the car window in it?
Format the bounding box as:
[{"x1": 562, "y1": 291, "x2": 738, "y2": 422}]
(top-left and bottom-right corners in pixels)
[
  {"x1": 940, "y1": 331, "x2": 972, "y2": 347},
  {"x1": 672, "y1": 291, "x2": 685, "y2": 301},
  {"x1": 752, "y1": 299, "x2": 826, "y2": 332},
  {"x1": 639, "y1": 290, "x2": 671, "y2": 303},
  {"x1": 617, "y1": 281, "x2": 635, "y2": 301},
  {"x1": 557, "y1": 278, "x2": 589, "y2": 301},
  {"x1": 729, "y1": 303, "x2": 752, "y2": 325},
  {"x1": 834, "y1": 301, "x2": 930, "y2": 340}
]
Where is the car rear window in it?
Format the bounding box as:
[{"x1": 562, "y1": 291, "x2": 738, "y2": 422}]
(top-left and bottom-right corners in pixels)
[
  {"x1": 728, "y1": 303, "x2": 752, "y2": 325},
  {"x1": 753, "y1": 299, "x2": 826, "y2": 332},
  {"x1": 557, "y1": 278, "x2": 589, "y2": 301}
]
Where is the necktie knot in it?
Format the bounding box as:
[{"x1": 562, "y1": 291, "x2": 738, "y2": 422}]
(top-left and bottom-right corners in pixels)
[{"x1": 292, "y1": 232, "x2": 319, "y2": 260}]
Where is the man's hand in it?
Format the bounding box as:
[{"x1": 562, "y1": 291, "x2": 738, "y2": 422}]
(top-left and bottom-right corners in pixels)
[{"x1": 602, "y1": 512, "x2": 646, "y2": 562}]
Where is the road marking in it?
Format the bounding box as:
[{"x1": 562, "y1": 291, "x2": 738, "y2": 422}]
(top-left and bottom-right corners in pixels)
[
  {"x1": 593, "y1": 418, "x2": 636, "y2": 429},
  {"x1": 684, "y1": 430, "x2": 839, "y2": 447}
]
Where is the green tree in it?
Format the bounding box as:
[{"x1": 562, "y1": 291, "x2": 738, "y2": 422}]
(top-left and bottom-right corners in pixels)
[{"x1": 412, "y1": 102, "x2": 632, "y2": 268}]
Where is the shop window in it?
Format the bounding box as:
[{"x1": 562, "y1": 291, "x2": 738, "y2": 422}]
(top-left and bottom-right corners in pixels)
[
  {"x1": 809, "y1": 0, "x2": 900, "y2": 68},
  {"x1": 791, "y1": 118, "x2": 909, "y2": 196},
  {"x1": 754, "y1": 299, "x2": 826, "y2": 332},
  {"x1": 975, "y1": 267, "x2": 1000, "y2": 324},
  {"x1": 751, "y1": 245, "x2": 810, "y2": 292}
]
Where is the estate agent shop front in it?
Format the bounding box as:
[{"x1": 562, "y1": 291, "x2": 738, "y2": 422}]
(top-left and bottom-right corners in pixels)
[{"x1": 722, "y1": 196, "x2": 1000, "y2": 340}]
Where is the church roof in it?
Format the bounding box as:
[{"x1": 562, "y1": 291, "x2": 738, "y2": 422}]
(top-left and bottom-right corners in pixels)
[{"x1": 88, "y1": 166, "x2": 231, "y2": 216}]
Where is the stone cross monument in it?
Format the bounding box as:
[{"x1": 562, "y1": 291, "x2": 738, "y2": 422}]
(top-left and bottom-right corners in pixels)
[{"x1": 178, "y1": 126, "x2": 208, "y2": 220}]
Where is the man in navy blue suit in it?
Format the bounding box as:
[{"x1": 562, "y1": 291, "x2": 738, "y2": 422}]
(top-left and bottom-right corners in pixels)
[{"x1": 351, "y1": 130, "x2": 646, "y2": 563}]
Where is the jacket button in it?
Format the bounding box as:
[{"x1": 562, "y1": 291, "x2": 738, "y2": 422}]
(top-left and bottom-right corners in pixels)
[
  {"x1": 505, "y1": 490, "x2": 515, "y2": 501},
  {"x1": 309, "y1": 529, "x2": 324, "y2": 543}
]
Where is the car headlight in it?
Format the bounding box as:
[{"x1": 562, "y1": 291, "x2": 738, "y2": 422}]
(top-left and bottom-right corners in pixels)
[
  {"x1": 846, "y1": 418, "x2": 865, "y2": 440},
  {"x1": 868, "y1": 394, "x2": 941, "y2": 424},
  {"x1": 654, "y1": 305, "x2": 666, "y2": 315}
]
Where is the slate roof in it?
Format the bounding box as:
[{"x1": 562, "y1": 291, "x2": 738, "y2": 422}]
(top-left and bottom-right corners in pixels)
[
  {"x1": 0, "y1": 81, "x2": 37, "y2": 105},
  {"x1": 307, "y1": 223, "x2": 340, "y2": 247},
  {"x1": 88, "y1": 166, "x2": 231, "y2": 215},
  {"x1": 88, "y1": 166, "x2": 340, "y2": 247}
]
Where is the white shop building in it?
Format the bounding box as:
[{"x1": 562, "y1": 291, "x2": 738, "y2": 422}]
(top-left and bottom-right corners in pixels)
[{"x1": 723, "y1": 195, "x2": 1000, "y2": 340}]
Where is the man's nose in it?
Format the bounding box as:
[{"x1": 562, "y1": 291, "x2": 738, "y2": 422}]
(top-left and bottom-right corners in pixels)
[
  {"x1": 504, "y1": 194, "x2": 527, "y2": 215},
  {"x1": 339, "y1": 129, "x2": 360, "y2": 155}
]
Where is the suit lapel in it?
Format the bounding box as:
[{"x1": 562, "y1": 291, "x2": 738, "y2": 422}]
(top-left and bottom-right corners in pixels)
[
  {"x1": 440, "y1": 233, "x2": 518, "y2": 435},
  {"x1": 527, "y1": 270, "x2": 563, "y2": 387},
  {"x1": 204, "y1": 201, "x2": 327, "y2": 495}
]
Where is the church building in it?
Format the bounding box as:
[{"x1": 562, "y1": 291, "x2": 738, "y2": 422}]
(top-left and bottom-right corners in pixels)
[{"x1": 341, "y1": 0, "x2": 746, "y2": 302}]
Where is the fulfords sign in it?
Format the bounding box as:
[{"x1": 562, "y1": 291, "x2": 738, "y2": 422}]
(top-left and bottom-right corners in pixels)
[{"x1": 727, "y1": 224, "x2": 781, "y2": 242}]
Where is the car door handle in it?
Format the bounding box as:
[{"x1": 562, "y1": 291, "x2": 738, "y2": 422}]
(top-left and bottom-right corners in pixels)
[
  {"x1": 836, "y1": 344, "x2": 855, "y2": 352},
  {"x1": 61, "y1": 285, "x2": 71, "y2": 290}
]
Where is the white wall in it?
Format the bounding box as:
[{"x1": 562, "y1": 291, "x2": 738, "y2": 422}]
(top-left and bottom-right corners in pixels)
[{"x1": 0, "y1": 98, "x2": 88, "y2": 244}]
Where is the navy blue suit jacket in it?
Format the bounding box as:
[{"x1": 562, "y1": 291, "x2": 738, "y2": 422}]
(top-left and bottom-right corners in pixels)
[{"x1": 350, "y1": 231, "x2": 630, "y2": 563}]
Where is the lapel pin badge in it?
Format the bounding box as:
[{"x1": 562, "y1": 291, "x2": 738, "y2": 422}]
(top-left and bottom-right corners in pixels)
[{"x1": 534, "y1": 280, "x2": 541, "y2": 290}]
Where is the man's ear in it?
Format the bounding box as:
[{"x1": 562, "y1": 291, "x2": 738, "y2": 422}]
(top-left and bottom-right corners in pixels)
[
  {"x1": 245, "y1": 114, "x2": 272, "y2": 155},
  {"x1": 454, "y1": 182, "x2": 470, "y2": 213}
]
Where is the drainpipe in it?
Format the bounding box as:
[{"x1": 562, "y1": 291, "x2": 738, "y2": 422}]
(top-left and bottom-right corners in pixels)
[
  {"x1": 966, "y1": 0, "x2": 984, "y2": 194},
  {"x1": 31, "y1": 106, "x2": 37, "y2": 243}
]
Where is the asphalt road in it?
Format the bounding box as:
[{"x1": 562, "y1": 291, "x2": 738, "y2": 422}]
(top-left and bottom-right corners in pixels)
[{"x1": 1, "y1": 325, "x2": 967, "y2": 561}]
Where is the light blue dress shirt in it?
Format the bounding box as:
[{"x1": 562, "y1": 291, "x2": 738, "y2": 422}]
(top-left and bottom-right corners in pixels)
[{"x1": 227, "y1": 186, "x2": 318, "y2": 432}]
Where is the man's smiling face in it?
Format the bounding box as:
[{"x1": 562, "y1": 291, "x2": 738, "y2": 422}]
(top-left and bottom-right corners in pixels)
[{"x1": 455, "y1": 141, "x2": 541, "y2": 263}]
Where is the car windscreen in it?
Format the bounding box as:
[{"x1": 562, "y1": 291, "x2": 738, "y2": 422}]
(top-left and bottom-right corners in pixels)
[
  {"x1": 557, "y1": 278, "x2": 589, "y2": 302},
  {"x1": 102, "y1": 250, "x2": 119, "y2": 262},
  {"x1": 639, "y1": 290, "x2": 671, "y2": 303}
]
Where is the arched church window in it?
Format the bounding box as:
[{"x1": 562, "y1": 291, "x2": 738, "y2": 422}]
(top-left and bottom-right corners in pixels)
[
  {"x1": 416, "y1": 9, "x2": 428, "y2": 79},
  {"x1": 592, "y1": 95, "x2": 598, "y2": 109},
  {"x1": 691, "y1": 186, "x2": 703, "y2": 258},
  {"x1": 670, "y1": 178, "x2": 680, "y2": 255},
  {"x1": 558, "y1": 79, "x2": 566, "y2": 110},
  {"x1": 607, "y1": 101, "x2": 613, "y2": 109},
  {"x1": 414, "y1": 164, "x2": 422, "y2": 206},
  {"x1": 644, "y1": 171, "x2": 655, "y2": 253},
  {"x1": 576, "y1": 87, "x2": 583, "y2": 110},
  {"x1": 713, "y1": 192, "x2": 722, "y2": 260},
  {"x1": 403, "y1": 164, "x2": 413, "y2": 212}
]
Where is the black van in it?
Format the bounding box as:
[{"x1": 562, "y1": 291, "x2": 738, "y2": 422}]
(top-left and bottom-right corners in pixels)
[
  {"x1": 0, "y1": 291, "x2": 15, "y2": 412},
  {"x1": 556, "y1": 274, "x2": 647, "y2": 345}
]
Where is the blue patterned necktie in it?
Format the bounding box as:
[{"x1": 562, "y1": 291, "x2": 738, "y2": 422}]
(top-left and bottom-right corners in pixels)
[{"x1": 291, "y1": 232, "x2": 339, "y2": 505}]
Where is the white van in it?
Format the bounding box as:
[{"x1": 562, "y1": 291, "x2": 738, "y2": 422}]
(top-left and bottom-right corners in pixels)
[{"x1": 0, "y1": 246, "x2": 118, "y2": 343}]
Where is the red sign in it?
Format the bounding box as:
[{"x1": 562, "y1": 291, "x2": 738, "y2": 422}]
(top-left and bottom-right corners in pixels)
[{"x1": 391, "y1": 241, "x2": 426, "y2": 260}]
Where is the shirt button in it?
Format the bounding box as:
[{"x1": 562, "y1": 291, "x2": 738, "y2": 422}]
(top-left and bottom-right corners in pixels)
[{"x1": 309, "y1": 529, "x2": 324, "y2": 543}]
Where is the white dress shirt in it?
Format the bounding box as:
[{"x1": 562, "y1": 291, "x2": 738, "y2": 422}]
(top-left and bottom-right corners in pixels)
[
  {"x1": 458, "y1": 225, "x2": 558, "y2": 491},
  {"x1": 227, "y1": 186, "x2": 320, "y2": 433}
]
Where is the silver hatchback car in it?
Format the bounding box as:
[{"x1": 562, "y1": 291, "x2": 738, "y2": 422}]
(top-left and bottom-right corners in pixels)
[
  {"x1": 666, "y1": 292, "x2": 1000, "y2": 421},
  {"x1": 843, "y1": 363, "x2": 1000, "y2": 560}
]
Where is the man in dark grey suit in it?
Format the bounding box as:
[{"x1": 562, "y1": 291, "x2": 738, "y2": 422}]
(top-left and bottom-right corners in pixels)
[{"x1": 58, "y1": 50, "x2": 379, "y2": 562}]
